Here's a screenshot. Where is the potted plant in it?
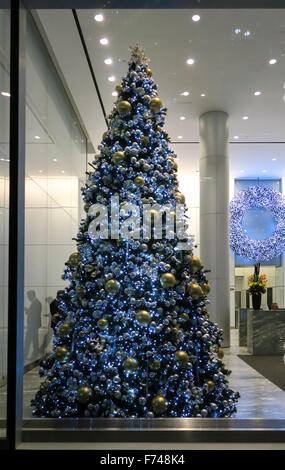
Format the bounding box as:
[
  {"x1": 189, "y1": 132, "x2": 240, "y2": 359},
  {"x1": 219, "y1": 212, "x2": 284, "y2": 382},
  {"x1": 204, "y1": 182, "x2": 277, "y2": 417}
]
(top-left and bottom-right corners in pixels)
[{"x1": 248, "y1": 264, "x2": 267, "y2": 310}]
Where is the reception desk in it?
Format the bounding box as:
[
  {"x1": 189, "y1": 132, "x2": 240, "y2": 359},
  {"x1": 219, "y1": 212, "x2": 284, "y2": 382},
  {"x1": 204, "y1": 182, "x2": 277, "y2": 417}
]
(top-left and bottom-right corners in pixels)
[{"x1": 243, "y1": 309, "x2": 285, "y2": 355}]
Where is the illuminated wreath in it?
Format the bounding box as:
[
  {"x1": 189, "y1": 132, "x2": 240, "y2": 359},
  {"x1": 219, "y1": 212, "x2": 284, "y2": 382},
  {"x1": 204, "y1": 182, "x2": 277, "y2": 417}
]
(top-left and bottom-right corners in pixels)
[{"x1": 229, "y1": 186, "x2": 285, "y2": 261}]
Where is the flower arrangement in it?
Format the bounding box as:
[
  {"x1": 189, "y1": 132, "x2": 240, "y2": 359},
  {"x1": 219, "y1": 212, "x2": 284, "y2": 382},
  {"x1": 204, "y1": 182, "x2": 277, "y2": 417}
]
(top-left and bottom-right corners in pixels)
[{"x1": 248, "y1": 273, "x2": 267, "y2": 295}]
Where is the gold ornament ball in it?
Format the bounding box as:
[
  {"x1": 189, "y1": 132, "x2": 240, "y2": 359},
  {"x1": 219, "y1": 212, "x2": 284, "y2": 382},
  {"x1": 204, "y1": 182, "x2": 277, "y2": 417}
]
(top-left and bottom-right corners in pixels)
[
  {"x1": 112, "y1": 151, "x2": 125, "y2": 165},
  {"x1": 115, "y1": 84, "x2": 123, "y2": 93},
  {"x1": 134, "y1": 176, "x2": 145, "y2": 187},
  {"x1": 207, "y1": 380, "x2": 215, "y2": 392},
  {"x1": 146, "y1": 68, "x2": 153, "y2": 77},
  {"x1": 156, "y1": 125, "x2": 163, "y2": 133},
  {"x1": 55, "y1": 347, "x2": 68, "y2": 361},
  {"x1": 84, "y1": 203, "x2": 90, "y2": 213},
  {"x1": 160, "y1": 273, "x2": 176, "y2": 288},
  {"x1": 206, "y1": 312, "x2": 210, "y2": 318},
  {"x1": 117, "y1": 100, "x2": 131, "y2": 115},
  {"x1": 149, "y1": 359, "x2": 161, "y2": 371},
  {"x1": 52, "y1": 312, "x2": 60, "y2": 324},
  {"x1": 152, "y1": 396, "x2": 167, "y2": 415},
  {"x1": 150, "y1": 97, "x2": 163, "y2": 113},
  {"x1": 216, "y1": 347, "x2": 224, "y2": 359},
  {"x1": 77, "y1": 387, "x2": 91, "y2": 404},
  {"x1": 136, "y1": 310, "x2": 151, "y2": 325},
  {"x1": 140, "y1": 135, "x2": 149, "y2": 145},
  {"x1": 105, "y1": 279, "x2": 120, "y2": 294},
  {"x1": 150, "y1": 209, "x2": 158, "y2": 218},
  {"x1": 175, "y1": 350, "x2": 189, "y2": 366},
  {"x1": 76, "y1": 286, "x2": 85, "y2": 298},
  {"x1": 189, "y1": 256, "x2": 201, "y2": 273},
  {"x1": 202, "y1": 283, "x2": 211, "y2": 295},
  {"x1": 188, "y1": 282, "x2": 202, "y2": 299},
  {"x1": 124, "y1": 358, "x2": 139, "y2": 372},
  {"x1": 97, "y1": 318, "x2": 108, "y2": 330},
  {"x1": 58, "y1": 323, "x2": 71, "y2": 337},
  {"x1": 181, "y1": 312, "x2": 189, "y2": 321},
  {"x1": 175, "y1": 192, "x2": 185, "y2": 204},
  {"x1": 102, "y1": 131, "x2": 108, "y2": 140},
  {"x1": 68, "y1": 252, "x2": 82, "y2": 267}
]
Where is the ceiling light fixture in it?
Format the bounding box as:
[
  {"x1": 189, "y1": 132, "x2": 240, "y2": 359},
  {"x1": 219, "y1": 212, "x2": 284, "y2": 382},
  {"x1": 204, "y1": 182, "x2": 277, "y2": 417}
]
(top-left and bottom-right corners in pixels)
[
  {"x1": 53, "y1": 158, "x2": 58, "y2": 162},
  {"x1": 181, "y1": 91, "x2": 190, "y2": 96},
  {"x1": 244, "y1": 30, "x2": 251, "y2": 37},
  {"x1": 100, "y1": 38, "x2": 109, "y2": 45},
  {"x1": 234, "y1": 28, "x2": 241, "y2": 35},
  {"x1": 108, "y1": 76, "x2": 116, "y2": 82},
  {"x1": 94, "y1": 14, "x2": 104, "y2": 22},
  {"x1": 104, "y1": 58, "x2": 113, "y2": 65},
  {"x1": 272, "y1": 158, "x2": 277, "y2": 161},
  {"x1": 1, "y1": 91, "x2": 10, "y2": 97},
  {"x1": 179, "y1": 116, "x2": 186, "y2": 121},
  {"x1": 200, "y1": 93, "x2": 206, "y2": 97},
  {"x1": 269, "y1": 58, "x2": 277, "y2": 65},
  {"x1": 261, "y1": 169, "x2": 267, "y2": 173},
  {"x1": 254, "y1": 91, "x2": 261, "y2": 96},
  {"x1": 34, "y1": 135, "x2": 41, "y2": 139},
  {"x1": 233, "y1": 136, "x2": 239, "y2": 139},
  {"x1": 177, "y1": 136, "x2": 183, "y2": 139},
  {"x1": 186, "y1": 58, "x2": 195, "y2": 65},
  {"x1": 192, "y1": 14, "x2": 200, "y2": 22},
  {"x1": 242, "y1": 116, "x2": 248, "y2": 120},
  {"x1": 112, "y1": 91, "x2": 118, "y2": 97},
  {"x1": 61, "y1": 170, "x2": 65, "y2": 174}
]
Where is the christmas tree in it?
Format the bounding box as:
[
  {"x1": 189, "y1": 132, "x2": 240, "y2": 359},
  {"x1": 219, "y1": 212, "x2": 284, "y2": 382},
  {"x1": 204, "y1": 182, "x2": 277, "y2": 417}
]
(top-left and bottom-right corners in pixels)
[{"x1": 32, "y1": 45, "x2": 239, "y2": 418}]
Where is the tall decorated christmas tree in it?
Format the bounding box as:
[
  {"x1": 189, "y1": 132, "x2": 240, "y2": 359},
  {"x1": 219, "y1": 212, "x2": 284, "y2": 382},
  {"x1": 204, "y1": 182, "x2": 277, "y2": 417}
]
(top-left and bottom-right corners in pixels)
[{"x1": 32, "y1": 45, "x2": 239, "y2": 418}]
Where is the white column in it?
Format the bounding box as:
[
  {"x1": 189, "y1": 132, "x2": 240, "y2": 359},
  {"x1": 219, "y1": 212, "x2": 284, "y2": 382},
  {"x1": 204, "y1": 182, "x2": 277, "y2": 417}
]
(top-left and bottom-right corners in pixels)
[{"x1": 199, "y1": 111, "x2": 230, "y2": 347}]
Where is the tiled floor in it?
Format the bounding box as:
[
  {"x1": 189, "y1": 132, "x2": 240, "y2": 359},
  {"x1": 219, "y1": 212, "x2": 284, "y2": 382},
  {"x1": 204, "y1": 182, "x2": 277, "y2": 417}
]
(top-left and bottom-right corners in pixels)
[{"x1": 1, "y1": 328, "x2": 285, "y2": 421}]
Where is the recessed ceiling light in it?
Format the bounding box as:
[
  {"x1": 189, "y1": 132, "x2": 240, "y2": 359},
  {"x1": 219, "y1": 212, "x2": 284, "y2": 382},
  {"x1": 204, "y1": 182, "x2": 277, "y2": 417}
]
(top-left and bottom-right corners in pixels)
[
  {"x1": 234, "y1": 28, "x2": 241, "y2": 35},
  {"x1": 34, "y1": 135, "x2": 41, "y2": 139},
  {"x1": 1, "y1": 91, "x2": 10, "y2": 97},
  {"x1": 112, "y1": 91, "x2": 118, "y2": 97},
  {"x1": 242, "y1": 116, "x2": 248, "y2": 120},
  {"x1": 268, "y1": 58, "x2": 277, "y2": 65},
  {"x1": 177, "y1": 135, "x2": 183, "y2": 139},
  {"x1": 261, "y1": 169, "x2": 267, "y2": 173},
  {"x1": 100, "y1": 38, "x2": 109, "y2": 45},
  {"x1": 94, "y1": 14, "x2": 104, "y2": 22},
  {"x1": 200, "y1": 93, "x2": 206, "y2": 97},
  {"x1": 179, "y1": 116, "x2": 186, "y2": 121},
  {"x1": 181, "y1": 91, "x2": 190, "y2": 96},
  {"x1": 244, "y1": 30, "x2": 251, "y2": 37},
  {"x1": 192, "y1": 14, "x2": 200, "y2": 22},
  {"x1": 104, "y1": 58, "x2": 113, "y2": 65},
  {"x1": 254, "y1": 91, "x2": 261, "y2": 96},
  {"x1": 61, "y1": 170, "x2": 65, "y2": 174},
  {"x1": 108, "y1": 76, "x2": 116, "y2": 82},
  {"x1": 0, "y1": 158, "x2": 5, "y2": 161},
  {"x1": 233, "y1": 135, "x2": 239, "y2": 139},
  {"x1": 272, "y1": 158, "x2": 277, "y2": 161},
  {"x1": 186, "y1": 58, "x2": 195, "y2": 65},
  {"x1": 53, "y1": 158, "x2": 58, "y2": 162}
]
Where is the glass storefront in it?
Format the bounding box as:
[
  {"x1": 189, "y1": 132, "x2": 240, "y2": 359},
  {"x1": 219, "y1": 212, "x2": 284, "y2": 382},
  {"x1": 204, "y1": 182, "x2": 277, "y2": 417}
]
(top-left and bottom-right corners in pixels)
[
  {"x1": 2, "y1": 2, "x2": 285, "y2": 449},
  {"x1": 0, "y1": 2, "x2": 10, "y2": 441}
]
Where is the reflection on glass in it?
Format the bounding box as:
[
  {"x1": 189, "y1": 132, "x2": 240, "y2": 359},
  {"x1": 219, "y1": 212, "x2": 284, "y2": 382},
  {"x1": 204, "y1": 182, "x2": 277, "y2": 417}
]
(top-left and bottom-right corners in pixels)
[{"x1": 0, "y1": 5, "x2": 10, "y2": 439}]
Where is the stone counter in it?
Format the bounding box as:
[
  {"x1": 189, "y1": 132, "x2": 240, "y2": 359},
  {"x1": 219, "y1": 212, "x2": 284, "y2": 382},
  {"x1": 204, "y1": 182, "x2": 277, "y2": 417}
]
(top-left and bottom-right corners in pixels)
[{"x1": 247, "y1": 309, "x2": 285, "y2": 355}]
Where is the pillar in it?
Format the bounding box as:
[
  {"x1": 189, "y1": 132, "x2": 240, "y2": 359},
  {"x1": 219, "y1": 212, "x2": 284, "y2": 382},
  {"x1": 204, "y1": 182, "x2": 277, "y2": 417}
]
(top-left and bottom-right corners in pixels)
[{"x1": 199, "y1": 111, "x2": 230, "y2": 347}]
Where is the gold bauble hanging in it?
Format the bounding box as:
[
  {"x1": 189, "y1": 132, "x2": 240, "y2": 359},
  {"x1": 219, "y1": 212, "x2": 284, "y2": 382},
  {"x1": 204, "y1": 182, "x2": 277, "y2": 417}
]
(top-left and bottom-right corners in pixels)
[
  {"x1": 58, "y1": 323, "x2": 71, "y2": 337},
  {"x1": 189, "y1": 256, "x2": 201, "y2": 273},
  {"x1": 150, "y1": 97, "x2": 163, "y2": 113},
  {"x1": 160, "y1": 273, "x2": 176, "y2": 288},
  {"x1": 55, "y1": 347, "x2": 68, "y2": 361},
  {"x1": 149, "y1": 359, "x2": 161, "y2": 371},
  {"x1": 52, "y1": 312, "x2": 60, "y2": 324},
  {"x1": 76, "y1": 286, "x2": 85, "y2": 298},
  {"x1": 102, "y1": 131, "x2": 108, "y2": 140},
  {"x1": 146, "y1": 68, "x2": 153, "y2": 77},
  {"x1": 216, "y1": 347, "x2": 224, "y2": 359},
  {"x1": 136, "y1": 310, "x2": 151, "y2": 325},
  {"x1": 97, "y1": 318, "x2": 108, "y2": 330},
  {"x1": 124, "y1": 358, "x2": 138, "y2": 372},
  {"x1": 152, "y1": 395, "x2": 167, "y2": 415},
  {"x1": 175, "y1": 351, "x2": 189, "y2": 366},
  {"x1": 202, "y1": 283, "x2": 211, "y2": 295},
  {"x1": 117, "y1": 100, "x2": 131, "y2": 115},
  {"x1": 156, "y1": 125, "x2": 163, "y2": 133},
  {"x1": 68, "y1": 252, "x2": 82, "y2": 267},
  {"x1": 181, "y1": 312, "x2": 189, "y2": 321},
  {"x1": 188, "y1": 282, "x2": 202, "y2": 299},
  {"x1": 207, "y1": 380, "x2": 215, "y2": 392},
  {"x1": 175, "y1": 192, "x2": 185, "y2": 204},
  {"x1": 115, "y1": 84, "x2": 123, "y2": 93},
  {"x1": 112, "y1": 151, "x2": 125, "y2": 165},
  {"x1": 105, "y1": 279, "x2": 120, "y2": 294},
  {"x1": 140, "y1": 135, "x2": 149, "y2": 145},
  {"x1": 77, "y1": 387, "x2": 91, "y2": 404},
  {"x1": 134, "y1": 176, "x2": 145, "y2": 187}
]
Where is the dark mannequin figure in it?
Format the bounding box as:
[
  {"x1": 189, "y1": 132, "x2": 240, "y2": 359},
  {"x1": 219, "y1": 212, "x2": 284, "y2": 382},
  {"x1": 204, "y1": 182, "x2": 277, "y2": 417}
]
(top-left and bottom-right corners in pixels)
[
  {"x1": 50, "y1": 290, "x2": 64, "y2": 331},
  {"x1": 24, "y1": 290, "x2": 42, "y2": 362}
]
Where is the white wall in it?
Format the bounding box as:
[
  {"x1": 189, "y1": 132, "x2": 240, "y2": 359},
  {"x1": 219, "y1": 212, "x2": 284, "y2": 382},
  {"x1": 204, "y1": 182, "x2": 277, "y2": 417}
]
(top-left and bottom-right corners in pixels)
[{"x1": 0, "y1": 176, "x2": 9, "y2": 383}]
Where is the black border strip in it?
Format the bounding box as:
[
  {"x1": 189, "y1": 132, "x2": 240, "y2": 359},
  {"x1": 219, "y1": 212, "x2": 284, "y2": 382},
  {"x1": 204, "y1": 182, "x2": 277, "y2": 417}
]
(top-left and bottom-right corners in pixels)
[{"x1": 72, "y1": 9, "x2": 108, "y2": 128}]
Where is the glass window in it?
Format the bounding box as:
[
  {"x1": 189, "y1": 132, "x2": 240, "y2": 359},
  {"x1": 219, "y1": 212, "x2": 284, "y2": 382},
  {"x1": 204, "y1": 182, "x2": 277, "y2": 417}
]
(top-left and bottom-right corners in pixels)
[{"x1": 0, "y1": 2, "x2": 10, "y2": 441}]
